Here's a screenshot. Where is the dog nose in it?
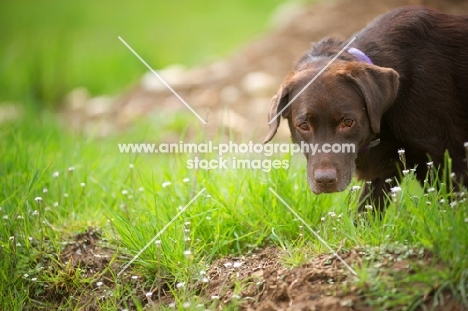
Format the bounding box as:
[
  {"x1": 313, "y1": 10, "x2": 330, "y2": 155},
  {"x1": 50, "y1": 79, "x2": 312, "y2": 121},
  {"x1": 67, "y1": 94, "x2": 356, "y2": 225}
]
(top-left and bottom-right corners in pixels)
[{"x1": 314, "y1": 168, "x2": 337, "y2": 185}]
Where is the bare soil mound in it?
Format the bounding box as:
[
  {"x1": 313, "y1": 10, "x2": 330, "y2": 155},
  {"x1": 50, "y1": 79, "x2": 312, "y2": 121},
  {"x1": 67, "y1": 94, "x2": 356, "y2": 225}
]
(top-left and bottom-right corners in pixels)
[
  {"x1": 31, "y1": 229, "x2": 464, "y2": 310},
  {"x1": 200, "y1": 246, "x2": 462, "y2": 310}
]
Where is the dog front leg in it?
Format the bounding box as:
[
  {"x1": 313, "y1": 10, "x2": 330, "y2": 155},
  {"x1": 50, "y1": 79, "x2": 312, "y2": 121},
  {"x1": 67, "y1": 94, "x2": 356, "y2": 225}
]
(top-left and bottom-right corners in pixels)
[{"x1": 358, "y1": 176, "x2": 399, "y2": 213}]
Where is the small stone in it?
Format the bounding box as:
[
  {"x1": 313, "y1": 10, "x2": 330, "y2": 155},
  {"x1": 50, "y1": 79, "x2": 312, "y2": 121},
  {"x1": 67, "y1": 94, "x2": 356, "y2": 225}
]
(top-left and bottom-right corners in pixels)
[{"x1": 233, "y1": 262, "x2": 243, "y2": 268}]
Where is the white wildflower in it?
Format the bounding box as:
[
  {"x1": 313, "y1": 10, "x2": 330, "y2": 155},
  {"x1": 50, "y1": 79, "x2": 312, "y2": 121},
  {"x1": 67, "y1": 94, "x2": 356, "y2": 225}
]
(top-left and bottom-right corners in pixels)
[{"x1": 390, "y1": 186, "x2": 402, "y2": 193}]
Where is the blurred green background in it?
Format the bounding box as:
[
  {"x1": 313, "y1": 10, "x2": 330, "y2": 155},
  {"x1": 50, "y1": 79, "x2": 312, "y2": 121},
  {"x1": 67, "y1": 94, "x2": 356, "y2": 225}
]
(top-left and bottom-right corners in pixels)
[{"x1": 0, "y1": 0, "x2": 288, "y2": 109}]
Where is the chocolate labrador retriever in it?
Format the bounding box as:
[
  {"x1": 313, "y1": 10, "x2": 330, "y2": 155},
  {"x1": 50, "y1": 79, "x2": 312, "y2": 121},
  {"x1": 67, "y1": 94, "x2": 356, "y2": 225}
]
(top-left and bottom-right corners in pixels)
[{"x1": 264, "y1": 6, "x2": 468, "y2": 211}]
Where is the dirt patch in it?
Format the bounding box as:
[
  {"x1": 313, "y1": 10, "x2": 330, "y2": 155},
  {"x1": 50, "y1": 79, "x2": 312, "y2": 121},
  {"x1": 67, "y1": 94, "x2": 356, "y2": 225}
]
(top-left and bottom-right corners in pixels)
[
  {"x1": 197, "y1": 246, "x2": 464, "y2": 310},
  {"x1": 58, "y1": 227, "x2": 114, "y2": 279},
  {"x1": 30, "y1": 229, "x2": 465, "y2": 310},
  {"x1": 29, "y1": 227, "x2": 144, "y2": 311},
  {"x1": 201, "y1": 247, "x2": 363, "y2": 310}
]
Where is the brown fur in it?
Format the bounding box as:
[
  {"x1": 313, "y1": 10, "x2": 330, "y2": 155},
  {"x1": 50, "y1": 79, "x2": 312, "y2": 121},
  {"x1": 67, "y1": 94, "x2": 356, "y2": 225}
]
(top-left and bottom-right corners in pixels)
[{"x1": 265, "y1": 6, "x2": 468, "y2": 211}]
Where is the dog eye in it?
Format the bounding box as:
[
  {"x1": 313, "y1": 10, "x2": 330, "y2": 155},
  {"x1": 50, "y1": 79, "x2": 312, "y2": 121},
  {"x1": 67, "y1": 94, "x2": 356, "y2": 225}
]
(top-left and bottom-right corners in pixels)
[
  {"x1": 297, "y1": 122, "x2": 311, "y2": 132},
  {"x1": 342, "y1": 119, "x2": 354, "y2": 127}
]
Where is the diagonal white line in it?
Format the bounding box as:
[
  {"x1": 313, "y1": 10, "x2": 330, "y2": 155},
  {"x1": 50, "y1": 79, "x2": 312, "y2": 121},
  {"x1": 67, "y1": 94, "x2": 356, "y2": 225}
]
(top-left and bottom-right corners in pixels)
[
  {"x1": 268, "y1": 36, "x2": 357, "y2": 124},
  {"x1": 268, "y1": 188, "x2": 358, "y2": 276},
  {"x1": 118, "y1": 36, "x2": 207, "y2": 124},
  {"x1": 117, "y1": 188, "x2": 206, "y2": 276}
]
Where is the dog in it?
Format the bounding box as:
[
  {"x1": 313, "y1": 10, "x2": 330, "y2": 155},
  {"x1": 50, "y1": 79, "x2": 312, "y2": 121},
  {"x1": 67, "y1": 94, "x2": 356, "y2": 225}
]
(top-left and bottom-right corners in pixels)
[{"x1": 264, "y1": 6, "x2": 468, "y2": 211}]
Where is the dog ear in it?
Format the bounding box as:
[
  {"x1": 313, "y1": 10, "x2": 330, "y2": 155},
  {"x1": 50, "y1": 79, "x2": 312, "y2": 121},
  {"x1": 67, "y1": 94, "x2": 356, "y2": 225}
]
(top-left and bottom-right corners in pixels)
[
  {"x1": 346, "y1": 64, "x2": 399, "y2": 133},
  {"x1": 263, "y1": 86, "x2": 290, "y2": 143}
]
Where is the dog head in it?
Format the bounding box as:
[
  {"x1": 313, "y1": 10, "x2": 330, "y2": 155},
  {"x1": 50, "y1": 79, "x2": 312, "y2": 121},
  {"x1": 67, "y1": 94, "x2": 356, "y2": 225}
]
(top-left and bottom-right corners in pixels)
[{"x1": 264, "y1": 60, "x2": 399, "y2": 193}]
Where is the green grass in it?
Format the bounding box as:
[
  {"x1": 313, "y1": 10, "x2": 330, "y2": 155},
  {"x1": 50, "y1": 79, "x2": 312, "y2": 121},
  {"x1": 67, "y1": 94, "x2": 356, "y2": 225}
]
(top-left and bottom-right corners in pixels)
[
  {"x1": 0, "y1": 0, "x2": 287, "y2": 107},
  {"x1": 1, "y1": 111, "x2": 468, "y2": 310},
  {"x1": 2, "y1": 1, "x2": 468, "y2": 309}
]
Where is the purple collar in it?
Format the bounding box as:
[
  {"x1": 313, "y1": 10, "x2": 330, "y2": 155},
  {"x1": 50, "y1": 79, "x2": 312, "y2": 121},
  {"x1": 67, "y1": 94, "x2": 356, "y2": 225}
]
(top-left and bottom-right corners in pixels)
[
  {"x1": 359, "y1": 138, "x2": 380, "y2": 153},
  {"x1": 348, "y1": 47, "x2": 373, "y2": 64}
]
